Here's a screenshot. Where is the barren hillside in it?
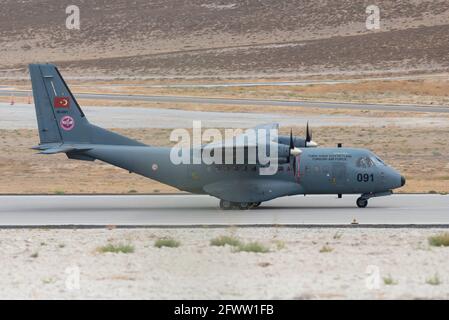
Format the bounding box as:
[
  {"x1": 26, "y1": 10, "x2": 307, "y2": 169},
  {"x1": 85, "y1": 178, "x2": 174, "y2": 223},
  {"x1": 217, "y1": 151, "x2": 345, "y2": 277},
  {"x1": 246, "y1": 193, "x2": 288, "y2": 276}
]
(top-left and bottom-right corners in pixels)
[{"x1": 1, "y1": 0, "x2": 448, "y2": 78}]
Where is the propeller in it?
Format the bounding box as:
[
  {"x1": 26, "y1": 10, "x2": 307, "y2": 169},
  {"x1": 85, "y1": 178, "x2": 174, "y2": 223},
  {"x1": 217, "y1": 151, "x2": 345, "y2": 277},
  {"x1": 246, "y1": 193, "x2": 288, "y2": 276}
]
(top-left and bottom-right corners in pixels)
[{"x1": 289, "y1": 129, "x2": 300, "y2": 176}]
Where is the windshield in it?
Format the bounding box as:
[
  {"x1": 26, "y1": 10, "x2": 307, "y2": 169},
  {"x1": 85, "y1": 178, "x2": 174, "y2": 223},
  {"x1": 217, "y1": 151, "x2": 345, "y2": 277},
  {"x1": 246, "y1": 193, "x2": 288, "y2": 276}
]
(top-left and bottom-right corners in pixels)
[{"x1": 370, "y1": 154, "x2": 386, "y2": 166}]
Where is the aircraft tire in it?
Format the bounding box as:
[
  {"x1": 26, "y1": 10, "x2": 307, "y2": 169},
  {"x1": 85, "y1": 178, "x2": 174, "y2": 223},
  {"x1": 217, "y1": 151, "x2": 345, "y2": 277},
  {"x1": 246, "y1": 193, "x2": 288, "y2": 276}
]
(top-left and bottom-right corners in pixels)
[
  {"x1": 356, "y1": 197, "x2": 368, "y2": 208},
  {"x1": 249, "y1": 202, "x2": 262, "y2": 209},
  {"x1": 238, "y1": 202, "x2": 251, "y2": 210},
  {"x1": 219, "y1": 200, "x2": 232, "y2": 210}
]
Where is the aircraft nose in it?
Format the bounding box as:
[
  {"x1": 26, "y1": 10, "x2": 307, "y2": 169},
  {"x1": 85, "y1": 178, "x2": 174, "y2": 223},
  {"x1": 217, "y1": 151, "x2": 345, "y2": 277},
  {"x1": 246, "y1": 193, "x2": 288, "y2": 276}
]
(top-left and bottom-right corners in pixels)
[{"x1": 401, "y1": 175, "x2": 406, "y2": 187}]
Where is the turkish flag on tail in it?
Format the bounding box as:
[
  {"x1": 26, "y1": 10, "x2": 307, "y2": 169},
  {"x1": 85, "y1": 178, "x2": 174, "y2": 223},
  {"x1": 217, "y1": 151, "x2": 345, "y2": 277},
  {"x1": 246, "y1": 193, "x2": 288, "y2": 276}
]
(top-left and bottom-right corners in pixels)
[{"x1": 54, "y1": 97, "x2": 70, "y2": 108}]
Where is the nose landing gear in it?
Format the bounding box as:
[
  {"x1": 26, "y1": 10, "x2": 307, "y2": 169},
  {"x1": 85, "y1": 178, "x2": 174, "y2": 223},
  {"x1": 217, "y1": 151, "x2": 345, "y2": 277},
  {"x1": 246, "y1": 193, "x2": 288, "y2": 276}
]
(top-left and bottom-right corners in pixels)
[
  {"x1": 356, "y1": 191, "x2": 393, "y2": 208},
  {"x1": 356, "y1": 197, "x2": 368, "y2": 208}
]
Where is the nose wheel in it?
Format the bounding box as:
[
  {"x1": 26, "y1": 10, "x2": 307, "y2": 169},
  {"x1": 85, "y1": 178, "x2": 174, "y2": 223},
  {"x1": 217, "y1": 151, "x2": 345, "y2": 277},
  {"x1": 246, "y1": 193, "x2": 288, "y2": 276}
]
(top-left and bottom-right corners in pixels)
[{"x1": 356, "y1": 197, "x2": 368, "y2": 208}]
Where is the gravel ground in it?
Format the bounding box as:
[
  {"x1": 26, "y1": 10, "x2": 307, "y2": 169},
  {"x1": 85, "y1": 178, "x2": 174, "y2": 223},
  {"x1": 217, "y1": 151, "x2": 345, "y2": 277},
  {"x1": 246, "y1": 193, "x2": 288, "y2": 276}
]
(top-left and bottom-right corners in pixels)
[{"x1": 0, "y1": 228, "x2": 448, "y2": 300}]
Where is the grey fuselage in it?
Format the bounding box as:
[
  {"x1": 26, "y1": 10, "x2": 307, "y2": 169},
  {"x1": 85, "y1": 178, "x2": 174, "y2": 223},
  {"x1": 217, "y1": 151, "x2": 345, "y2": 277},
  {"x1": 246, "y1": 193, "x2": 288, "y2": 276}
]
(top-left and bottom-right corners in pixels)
[{"x1": 84, "y1": 145, "x2": 403, "y2": 203}]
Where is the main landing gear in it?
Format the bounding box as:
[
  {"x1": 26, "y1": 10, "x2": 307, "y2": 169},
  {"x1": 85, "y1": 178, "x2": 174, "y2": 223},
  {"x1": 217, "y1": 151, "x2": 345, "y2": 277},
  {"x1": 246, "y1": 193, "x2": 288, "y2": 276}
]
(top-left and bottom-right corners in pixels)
[{"x1": 219, "y1": 200, "x2": 261, "y2": 210}]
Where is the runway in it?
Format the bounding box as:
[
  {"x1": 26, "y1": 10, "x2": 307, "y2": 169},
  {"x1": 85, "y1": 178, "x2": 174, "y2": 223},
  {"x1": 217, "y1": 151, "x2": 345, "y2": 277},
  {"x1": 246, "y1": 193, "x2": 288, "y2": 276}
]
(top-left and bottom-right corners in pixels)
[
  {"x1": 0, "y1": 194, "x2": 448, "y2": 227},
  {"x1": 2, "y1": 103, "x2": 447, "y2": 130},
  {"x1": 1, "y1": 90, "x2": 448, "y2": 113}
]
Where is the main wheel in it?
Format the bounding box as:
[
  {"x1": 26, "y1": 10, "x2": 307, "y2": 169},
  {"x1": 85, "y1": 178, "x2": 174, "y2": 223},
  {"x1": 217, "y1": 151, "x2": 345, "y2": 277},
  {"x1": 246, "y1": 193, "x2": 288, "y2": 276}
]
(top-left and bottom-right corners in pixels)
[
  {"x1": 238, "y1": 202, "x2": 251, "y2": 210},
  {"x1": 249, "y1": 202, "x2": 262, "y2": 209},
  {"x1": 356, "y1": 197, "x2": 368, "y2": 208},
  {"x1": 219, "y1": 200, "x2": 232, "y2": 210}
]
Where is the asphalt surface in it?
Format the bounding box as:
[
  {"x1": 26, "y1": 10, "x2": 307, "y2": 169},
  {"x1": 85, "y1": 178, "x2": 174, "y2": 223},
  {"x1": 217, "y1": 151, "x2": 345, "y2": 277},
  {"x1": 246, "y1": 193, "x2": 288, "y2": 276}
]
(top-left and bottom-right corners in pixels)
[
  {"x1": 0, "y1": 194, "x2": 448, "y2": 227},
  {"x1": 3, "y1": 103, "x2": 447, "y2": 130},
  {"x1": 1, "y1": 89, "x2": 448, "y2": 113}
]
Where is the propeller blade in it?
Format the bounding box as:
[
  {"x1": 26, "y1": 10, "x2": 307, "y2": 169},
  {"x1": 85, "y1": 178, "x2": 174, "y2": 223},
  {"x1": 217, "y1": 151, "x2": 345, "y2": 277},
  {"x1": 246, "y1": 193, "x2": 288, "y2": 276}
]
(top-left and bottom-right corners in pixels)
[
  {"x1": 286, "y1": 129, "x2": 293, "y2": 162},
  {"x1": 306, "y1": 121, "x2": 311, "y2": 142},
  {"x1": 289, "y1": 129, "x2": 294, "y2": 149}
]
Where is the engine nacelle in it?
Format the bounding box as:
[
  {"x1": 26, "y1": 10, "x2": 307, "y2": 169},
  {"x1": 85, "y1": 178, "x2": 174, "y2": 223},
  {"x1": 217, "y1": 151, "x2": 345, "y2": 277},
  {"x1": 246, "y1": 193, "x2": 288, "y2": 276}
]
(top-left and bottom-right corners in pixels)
[{"x1": 278, "y1": 136, "x2": 307, "y2": 148}]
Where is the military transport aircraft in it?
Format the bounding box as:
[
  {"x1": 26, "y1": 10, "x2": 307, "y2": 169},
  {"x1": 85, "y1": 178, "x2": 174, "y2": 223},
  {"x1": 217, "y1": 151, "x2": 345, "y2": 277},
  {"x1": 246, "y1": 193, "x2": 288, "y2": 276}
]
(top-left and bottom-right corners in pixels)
[{"x1": 29, "y1": 64, "x2": 405, "y2": 209}]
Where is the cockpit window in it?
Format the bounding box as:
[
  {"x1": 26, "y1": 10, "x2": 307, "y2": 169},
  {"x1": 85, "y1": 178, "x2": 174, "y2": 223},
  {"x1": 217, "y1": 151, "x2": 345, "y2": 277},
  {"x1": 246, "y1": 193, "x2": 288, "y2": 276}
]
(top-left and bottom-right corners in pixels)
[
  {"x1": 356, "y1": 156, "x2": 375, "y2": 168},
  {"x1": 371, "y1": 156, "x2": 386, "y2": 166}
]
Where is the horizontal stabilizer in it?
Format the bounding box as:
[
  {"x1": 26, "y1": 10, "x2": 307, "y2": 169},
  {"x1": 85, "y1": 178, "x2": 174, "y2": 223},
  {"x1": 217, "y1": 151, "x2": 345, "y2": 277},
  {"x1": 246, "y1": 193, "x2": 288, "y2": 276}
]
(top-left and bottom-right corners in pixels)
[{"x1": 33, "y1": 144, "x2": 92, "y2": 154}]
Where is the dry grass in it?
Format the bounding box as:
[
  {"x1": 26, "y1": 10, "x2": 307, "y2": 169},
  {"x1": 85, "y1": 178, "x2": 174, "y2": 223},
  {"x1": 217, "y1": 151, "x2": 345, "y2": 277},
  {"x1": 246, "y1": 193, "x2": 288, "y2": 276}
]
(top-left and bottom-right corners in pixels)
[
  {"x1": 428, "y1": 233, "x2": 449, "y2": 247},
  {"x1": 154, "y1": 238, "x2": 180, "y2": 248},
  {"x1": 319, "y1": 245, "x2": 334, "y2": 253},
  {"x1": 97, "y1": 243, "x2": 135, "y2": 254},
  {"x1": 426, "y1": 274, "x2": 442, "y2": 286},
  {"x1": 210, "y1": 235, "x2": 242, "y2": 247},
  {"x1": 67, "y1": 78, "x2": 449, "y2": 106},
  {"x1": 383, "y1": 275, "x2": 398, "y2": 286},
  {"x1": 235, "y1": 242, "x2": 270, "y2": 253}
]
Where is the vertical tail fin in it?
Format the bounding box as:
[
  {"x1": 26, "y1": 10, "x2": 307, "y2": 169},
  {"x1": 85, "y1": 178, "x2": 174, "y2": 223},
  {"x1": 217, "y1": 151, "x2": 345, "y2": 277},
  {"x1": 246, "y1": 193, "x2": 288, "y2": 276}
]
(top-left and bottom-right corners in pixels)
[
  {"x1": 29, "y1": 64, "x2": 90, "y2": 144},
  {"x1": 29, "y1": 64, "x2": 144, "y2": 147}
]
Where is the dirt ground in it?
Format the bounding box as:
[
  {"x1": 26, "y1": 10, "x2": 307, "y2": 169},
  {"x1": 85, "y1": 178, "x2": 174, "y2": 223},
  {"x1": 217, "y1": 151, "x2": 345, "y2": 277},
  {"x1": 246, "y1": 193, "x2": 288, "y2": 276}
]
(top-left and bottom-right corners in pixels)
[
  {"x1": 0, "y1": 227, "x2": 448, "y2": 299},
  {"x1": 0, "y1": 126, "x2": 447, "y2": 194},
  {"x1": 2, "y1": 1, "x2": 449, "y2": 78}
]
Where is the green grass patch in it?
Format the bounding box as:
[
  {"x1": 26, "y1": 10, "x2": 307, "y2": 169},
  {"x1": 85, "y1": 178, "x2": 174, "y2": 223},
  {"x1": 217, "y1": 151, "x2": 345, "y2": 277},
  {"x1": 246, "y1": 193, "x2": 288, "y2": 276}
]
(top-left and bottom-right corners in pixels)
[
  {"x1": 154, "y1": 238, "x2": 180, "y2": 248},
  {"x1": 54, "y1": 190, "x2": 65, "y2": 195},
  {"x1": 426, "y1": 274, "x2": 441, "y2": 286},
  {"x1": 428, "y1": 233, "x2": 449, "y2": 247},
  {"x1": 273, "y1": 240, "x2": 286, "y2": 250},
  {"x1": 98, "y1": 243, "x2": 135, "y2": 254},
  {"x1": 319, "y1": 245, "x2": 334, "y2": 253},
  {"x1": 210, "y1": 235, "x2": 242, "y2": 247},
  {"x1": 235, "y1": 242, "x2": 269, "y2": 253},
  {"x1": 383, "y1": 275, "x2": 398, "y2": 285}
]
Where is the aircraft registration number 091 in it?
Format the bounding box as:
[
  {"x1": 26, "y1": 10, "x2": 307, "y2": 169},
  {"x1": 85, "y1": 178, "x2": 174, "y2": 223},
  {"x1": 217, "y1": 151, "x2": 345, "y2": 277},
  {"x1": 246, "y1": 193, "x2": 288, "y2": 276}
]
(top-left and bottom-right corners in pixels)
[{"x1": 357, "y1": 173, "x2": 374, "y2": 182}]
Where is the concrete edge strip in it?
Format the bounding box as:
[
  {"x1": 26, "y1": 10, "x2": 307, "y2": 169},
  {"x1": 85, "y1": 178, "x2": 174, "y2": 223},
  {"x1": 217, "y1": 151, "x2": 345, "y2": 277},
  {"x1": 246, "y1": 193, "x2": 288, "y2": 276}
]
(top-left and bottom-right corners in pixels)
[{"x1": 1, "y1": 224, "x2": 448, "y2": 229}]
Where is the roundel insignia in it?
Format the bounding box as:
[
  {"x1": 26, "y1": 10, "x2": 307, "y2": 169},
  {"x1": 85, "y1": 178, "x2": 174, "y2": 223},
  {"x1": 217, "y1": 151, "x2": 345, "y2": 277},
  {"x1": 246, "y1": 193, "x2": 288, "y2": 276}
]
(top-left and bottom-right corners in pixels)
[
  {"x1": 152, "y1": 164, "x2": 158, "y2": 171},
  {"x1": 60, "y1": 115, "x2": 75, "y2": 131}
]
